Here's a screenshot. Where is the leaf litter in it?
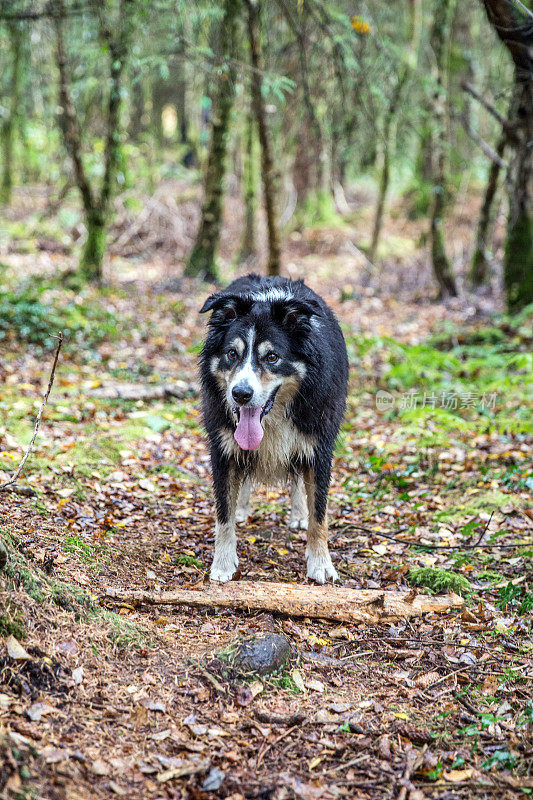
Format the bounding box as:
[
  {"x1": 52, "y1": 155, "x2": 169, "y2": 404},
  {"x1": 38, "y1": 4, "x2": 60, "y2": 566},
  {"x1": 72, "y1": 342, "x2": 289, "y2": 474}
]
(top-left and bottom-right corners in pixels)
[{"x1": 0, "y1": 226, "x2": 532, "y2": 798}]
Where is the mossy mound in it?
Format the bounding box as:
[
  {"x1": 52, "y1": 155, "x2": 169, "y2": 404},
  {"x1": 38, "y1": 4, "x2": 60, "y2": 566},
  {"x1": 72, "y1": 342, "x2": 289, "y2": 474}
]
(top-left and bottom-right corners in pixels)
[{"x1": 408, "y1": 567, "x2": 471, "y2": 596}]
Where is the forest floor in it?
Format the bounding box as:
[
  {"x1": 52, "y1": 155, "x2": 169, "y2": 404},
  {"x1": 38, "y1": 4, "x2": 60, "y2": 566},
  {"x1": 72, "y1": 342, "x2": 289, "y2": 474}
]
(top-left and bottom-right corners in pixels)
[{"x1": 0, "y1": 183, "x2": 532, "y2": 799}]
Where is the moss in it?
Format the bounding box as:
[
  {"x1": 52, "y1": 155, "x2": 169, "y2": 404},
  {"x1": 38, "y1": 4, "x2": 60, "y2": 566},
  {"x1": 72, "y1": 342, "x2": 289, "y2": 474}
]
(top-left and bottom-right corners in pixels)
[
  {"x1": 0, "y1": 597, "x2": 26, "y2": 640},
  {"x1": 79, "y1": 214, "x2": 107, "y2": 283},
  {"x1": 409, "y1": 567, "x2": 471, "y2": 596},
  {"x1": 435, "y1": 490, "x2": 522, "y2": 522},
  {"x1": 505, "y1": 210, "x2": 533, "y2": 313},
  {"x1": 293, "y1": 190, "x2": 344, "y2": 230}
]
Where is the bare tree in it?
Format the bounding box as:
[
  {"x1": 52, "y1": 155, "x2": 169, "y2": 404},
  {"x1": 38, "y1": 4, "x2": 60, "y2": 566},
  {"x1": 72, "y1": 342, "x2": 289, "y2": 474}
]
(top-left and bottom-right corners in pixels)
[
  {"x1": 0, "y1": 20, "x2": 24, "y2": 206},
  {"x1": 481, "y1": 0, "x2": 533, "y2": 311},
  {"x1": 185, "y1": 0, "x2": 238, "y2": 281},
  {"x1": 245, "y1": 0, "x2": 281, "y2": 276},
  {"x1": 53, "y1": 0, "x2": 134, "y2": 282},
  {"x1": 429, "y1": 0, "x2": 458, "y2": 297}
]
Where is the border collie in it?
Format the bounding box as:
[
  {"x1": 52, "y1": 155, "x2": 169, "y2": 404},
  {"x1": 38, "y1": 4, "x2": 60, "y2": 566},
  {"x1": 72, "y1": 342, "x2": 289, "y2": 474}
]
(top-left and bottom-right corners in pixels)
[{"x1": 199, "y1": 274, "x2": 348, "y2": 583}]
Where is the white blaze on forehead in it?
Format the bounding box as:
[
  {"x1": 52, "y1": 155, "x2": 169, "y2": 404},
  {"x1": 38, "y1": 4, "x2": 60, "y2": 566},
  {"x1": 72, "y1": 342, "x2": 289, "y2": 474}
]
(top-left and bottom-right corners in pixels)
[
  {"x1": 229, "y1": 326, "x2": 262, "y2": 398},
  {"x1": 249, "y1": 287, "x2": 293, "y2": 303}
]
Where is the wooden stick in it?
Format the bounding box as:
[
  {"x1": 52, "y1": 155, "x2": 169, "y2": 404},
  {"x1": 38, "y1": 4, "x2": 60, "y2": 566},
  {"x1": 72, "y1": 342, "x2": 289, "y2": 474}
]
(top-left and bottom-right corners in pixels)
[
  {"x1": 0, "y1": 332, "x2": 63, "y2": 492},
  {"x1": 104, "y1": 581, "x2": 464, "y2": 624}
]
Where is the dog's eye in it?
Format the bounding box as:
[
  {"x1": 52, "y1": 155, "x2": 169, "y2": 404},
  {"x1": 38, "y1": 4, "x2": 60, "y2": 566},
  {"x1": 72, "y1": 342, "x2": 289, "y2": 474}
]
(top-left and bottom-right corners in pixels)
[
  {"x1": 266, "y1": 352, "x2": 279, "y2": 365},
  {"x1": 227, "y1": 349, "x2": 238, "y2": 361}
]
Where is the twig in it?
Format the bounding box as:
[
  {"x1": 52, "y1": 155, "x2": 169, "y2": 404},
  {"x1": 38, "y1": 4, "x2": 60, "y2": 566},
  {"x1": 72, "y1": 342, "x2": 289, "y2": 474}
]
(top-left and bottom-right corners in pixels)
[
  {"x1": 334, "y1": 523, "x2": 531, "y2": 550},
  {"x1": 461, "y1": 82, "x2": 517, "y2": 142},
  {"x1": 0, "y1": 332, "x2": 63, "y2": 492},
  {"x1": 457, "y1": 114, "x2": 508, "y2": 167}
]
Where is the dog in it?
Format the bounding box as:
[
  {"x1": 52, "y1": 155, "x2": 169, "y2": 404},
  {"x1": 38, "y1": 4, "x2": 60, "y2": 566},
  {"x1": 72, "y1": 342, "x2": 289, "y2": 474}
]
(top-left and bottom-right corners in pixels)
[{"x1": 199, "y1": 274, "x2": 348, "y2": 583}]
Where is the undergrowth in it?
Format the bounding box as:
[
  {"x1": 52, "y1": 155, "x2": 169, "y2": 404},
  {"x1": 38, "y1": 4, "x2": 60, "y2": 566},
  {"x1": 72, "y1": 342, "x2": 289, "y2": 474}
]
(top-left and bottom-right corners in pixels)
[{"x1": 408, "y1": 567, "x2": 472, "y2": 596}]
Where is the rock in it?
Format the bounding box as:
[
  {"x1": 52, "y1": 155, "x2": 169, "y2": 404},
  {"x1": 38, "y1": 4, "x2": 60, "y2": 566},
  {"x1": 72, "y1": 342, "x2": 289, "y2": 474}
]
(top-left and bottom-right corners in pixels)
[
  {"x1": 202, "y1": 767, "x2": 225, "y2": 791},
  {"x1": 0, "y1": 541, "x2": 7, "y2": 571},
  {"x1": 234, "y1": 634, "x2": 292, "y2": 676}
]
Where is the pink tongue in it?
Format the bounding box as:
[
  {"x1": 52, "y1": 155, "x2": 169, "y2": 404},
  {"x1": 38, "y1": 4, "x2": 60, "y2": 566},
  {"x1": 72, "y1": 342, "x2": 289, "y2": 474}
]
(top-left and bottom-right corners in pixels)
[{"x1": 234, "y1": 406, "x2": 264, "y2": 450}]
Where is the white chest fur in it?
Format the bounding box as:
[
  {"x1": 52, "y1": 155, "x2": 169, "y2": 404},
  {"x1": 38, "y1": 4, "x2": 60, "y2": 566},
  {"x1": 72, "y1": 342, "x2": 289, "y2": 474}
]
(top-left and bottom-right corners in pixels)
[{"x1": 218, "y1": 408, "x2": 316, "y2": 484}]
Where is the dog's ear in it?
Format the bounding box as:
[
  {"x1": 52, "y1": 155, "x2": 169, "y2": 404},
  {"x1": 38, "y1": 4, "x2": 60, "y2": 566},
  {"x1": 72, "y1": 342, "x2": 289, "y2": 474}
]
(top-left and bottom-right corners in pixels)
[
  {"x1": 275, "y1": 298, "x2": 321, "y2": 332},
  {"x1": 200, "y1": 292, "x2": 250, "y2": 324}
]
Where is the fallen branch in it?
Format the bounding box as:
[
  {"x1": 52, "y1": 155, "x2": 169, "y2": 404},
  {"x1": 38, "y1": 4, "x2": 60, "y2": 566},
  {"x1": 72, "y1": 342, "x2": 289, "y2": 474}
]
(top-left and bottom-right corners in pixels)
[
  {"x1": 104, "y1": 581, "x2": 464, "y2": 624},
  {"x1": 0, "y1": 332, "x2": 63, "y2": 492},
  {"x1": 89, "y1": 380, "x2": 198, "y2": 402},
  {"x1": 335, "y1": 523, "x2": 530, "y2": 550}
]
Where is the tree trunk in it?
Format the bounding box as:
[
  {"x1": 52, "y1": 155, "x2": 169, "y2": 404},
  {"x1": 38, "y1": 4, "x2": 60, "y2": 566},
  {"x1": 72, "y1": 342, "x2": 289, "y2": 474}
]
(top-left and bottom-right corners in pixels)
[
  {"x1": 185, "y1": 0, "x2": 238, "y2": 280},
  {"x1": 54, "y1": 0, "x2": 131, "y2": 283},
  {"x1": 104, "y1": 582, "x2": 464, "y2": 624},
  {"x1": 80, "y1": 211, "x2": 107, "y2": 283},
  {"x1": 246, "y1": 0, "x2": 281, "y2": 276},
  {"x1": 369, "y1": 0, "x2": 421, "y2": 262},
  {"x1": 504, "y1": 74, "x2": 533, "y2": 311},
  {"x1": 239, "y1": 107, "x2": 257, "y2": 262},
  {"x1": 481, "y1": 0, "x2": 533, "y2": 312},
  {"x1": 470, "y1": 130, "x2": 506, "y2": 286},
  {"x1": 429, "y1": 0, "x2": 458, "y2": 297},
  {"x1": 0, "y1": 23, "x2": 23, "y2": 206}
]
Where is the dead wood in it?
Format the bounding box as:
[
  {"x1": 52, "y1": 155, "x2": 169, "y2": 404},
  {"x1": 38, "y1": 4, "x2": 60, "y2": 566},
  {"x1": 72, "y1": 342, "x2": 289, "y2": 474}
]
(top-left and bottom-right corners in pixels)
[
  {"x1": 104, "y1": 581, "x2": 464, "y2": 623},
  {"x1": 89, "y1": 380, "x2": 198, "y2": 402}
]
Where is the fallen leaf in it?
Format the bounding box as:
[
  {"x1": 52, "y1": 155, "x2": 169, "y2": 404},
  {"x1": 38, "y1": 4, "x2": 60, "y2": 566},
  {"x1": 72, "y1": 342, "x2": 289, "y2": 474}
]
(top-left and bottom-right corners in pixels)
[
  {"x1": 306, "y1": 679, "x2": 325, "y2": 693},
  {"x1": 6, "y1": 635, "x2": 31, "y2": 661},
  {"x1": 443, "y1": 768, "x2": 473, "y2": 782},
  {"x1": 72, "y1": 666, "x2": 84, "y2": 685},
  {"x1": 92, "y1": 759, "x2": 110, "y2": 776},
  {"x1": 202, "y1": 766, "x2": 225, "y2": 791},
  {"x1": 27, "y1": 702, "x2": 55, "y2": 722},
  {"x1": 235, "y1": 686, "x2": 253, "y2": 707},
  {"x1": 291, "y1": 669, "x2": 306, "y2": 692}
]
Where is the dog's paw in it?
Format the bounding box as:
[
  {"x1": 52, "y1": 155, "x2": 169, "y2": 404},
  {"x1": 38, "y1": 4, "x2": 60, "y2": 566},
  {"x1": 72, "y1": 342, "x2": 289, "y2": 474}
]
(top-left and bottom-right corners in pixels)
[
  {"x1": 210, "y1": 562, "x2": 238, "y2": 582},
  {"x1": 235, "y1": 506, "x2": 250, "y2": 523},
  {"x1": 289, "y1": 514, "x2": 308, "y2": 531},
  {"x1": 306, "y1": 553, "x2": 338, "y2": 584},
  {"x1": 210, "y1": 551, "x2": 238, "y2": 582}
]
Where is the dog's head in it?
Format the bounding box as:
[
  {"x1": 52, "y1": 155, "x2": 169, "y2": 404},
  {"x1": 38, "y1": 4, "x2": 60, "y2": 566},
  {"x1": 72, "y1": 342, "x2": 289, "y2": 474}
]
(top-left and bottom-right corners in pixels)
[{"x1": 201, "y1": 288, "x2": 320, "y2": 450}]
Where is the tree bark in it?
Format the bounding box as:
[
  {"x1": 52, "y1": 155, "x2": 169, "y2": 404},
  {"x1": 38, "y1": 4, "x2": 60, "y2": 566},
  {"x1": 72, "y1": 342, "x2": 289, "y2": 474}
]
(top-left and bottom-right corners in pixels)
[
  {"x1": 369, "y1": 0, "x2": 421, "y2": 263},
  {"x1": 104, "y1": 582, "x2": 464, "y2": 624},
  {"x1": 185, "y1": 0, "x2": 238, "y2": 280},
  {"x1": 429, "y1": 0, "x2": 458, "y2": 297},
  {"x1": 481, "y1": 0, "x2": 533, "y2": 311},
  {"x1": 503, "y1": 74, "x2": 533, "y2": 311},
  {"x1": 53, "y1": 0, "x2": 132, "y2": 283},
  {"x1": 246, "y1": 0, "x2": 281, "y2": 276},
  {"x1": 239, "y1": 105, "x2": 257, "y2": 261},
  {"x1": 470, "y1": 129, "x2": 507, "y2": 286},
  {"x1": 0, "y1": 22, "x2": 24, "y2": 206}
]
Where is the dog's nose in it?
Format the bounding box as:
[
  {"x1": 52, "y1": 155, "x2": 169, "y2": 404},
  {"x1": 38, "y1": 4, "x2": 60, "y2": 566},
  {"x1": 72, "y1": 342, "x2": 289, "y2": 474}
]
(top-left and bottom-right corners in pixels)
[{"x1": 232, "y1": 384, "x2": 254, "y2": 405}]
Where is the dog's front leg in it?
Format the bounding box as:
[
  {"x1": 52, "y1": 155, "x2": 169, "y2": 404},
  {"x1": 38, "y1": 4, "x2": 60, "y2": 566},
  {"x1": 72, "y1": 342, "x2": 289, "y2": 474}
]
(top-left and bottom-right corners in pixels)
[
  {"x1": 303, "y1": 461, "x2": 338, "y2": 584},
  {"x1": 235, "y1": 476, "x2": 252, "y2": 523},
  {"x1": 210, "y1": 449, "x2": 242, "y2": 582},
  {"x1": 289, "y1": 473, "x2": 308, "y2": 530}
]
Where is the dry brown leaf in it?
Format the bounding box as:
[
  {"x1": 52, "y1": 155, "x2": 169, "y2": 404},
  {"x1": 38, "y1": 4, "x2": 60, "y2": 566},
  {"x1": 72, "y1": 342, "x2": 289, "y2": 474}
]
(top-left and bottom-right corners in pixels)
[{"x1": 6, "y1": 635, "x2": 31, "y2": 661}]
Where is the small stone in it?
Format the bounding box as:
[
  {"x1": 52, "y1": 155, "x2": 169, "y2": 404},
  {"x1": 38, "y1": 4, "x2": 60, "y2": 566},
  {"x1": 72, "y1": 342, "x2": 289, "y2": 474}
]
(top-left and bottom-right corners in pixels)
[
  {"x1": 233, "y1": 634, "x2": 291, "y2": 676},
  {"x1": 202, "y1": 767, "x2": 225, "y2": 791},
  {"x1": 0, "y1": 541, "x2": 8, "y2": 570}
]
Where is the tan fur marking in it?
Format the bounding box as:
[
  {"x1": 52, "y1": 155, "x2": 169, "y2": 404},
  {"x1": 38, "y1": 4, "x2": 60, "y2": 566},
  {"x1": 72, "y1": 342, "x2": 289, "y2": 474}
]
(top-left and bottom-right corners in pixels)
[
  {"x1": 257, "y1": 340, "x2": 274, "y2": 358},
  {"x1": 303, "y1": 467, "x2": 337, "y2": 583}
]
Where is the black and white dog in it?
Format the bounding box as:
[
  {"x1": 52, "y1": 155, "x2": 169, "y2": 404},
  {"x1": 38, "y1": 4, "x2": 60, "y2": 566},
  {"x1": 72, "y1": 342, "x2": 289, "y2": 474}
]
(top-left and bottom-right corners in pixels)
[{"x1": 200, "y1": 274, "x2": 348, "y2": 583}]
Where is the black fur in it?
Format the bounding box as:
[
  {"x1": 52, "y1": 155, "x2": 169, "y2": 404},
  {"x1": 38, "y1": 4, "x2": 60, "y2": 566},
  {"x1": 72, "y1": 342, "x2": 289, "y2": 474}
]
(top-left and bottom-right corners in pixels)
[{"x1": 200, "y1": 274, "x2": 348, "y2": 528}]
